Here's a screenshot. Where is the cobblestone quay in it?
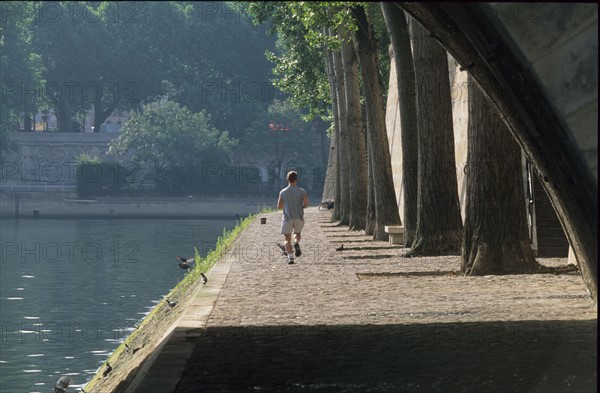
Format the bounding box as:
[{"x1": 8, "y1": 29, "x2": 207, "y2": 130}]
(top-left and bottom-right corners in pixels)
[{"x1": 131, "y1": 207, "x2": 596, "y2": 393}]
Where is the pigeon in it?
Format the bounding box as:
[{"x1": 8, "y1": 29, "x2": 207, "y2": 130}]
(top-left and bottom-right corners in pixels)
[
  {"x1": 200, "y1": 273, "x2": 208, "y2": 285},
  {"x1": 54, "y1": 376, "x2": 73, "y2": 393},
  {"x1": 336, "y1": 244, "x2": 344, "y2": 252},
  {"x1": 177, "y1": 256, "x2": 194, "y2": 270},
  {"x1": 125, "y1": 343, "x2": 141, "y2": 355},
  {"x1": 165, "y1": 299, "x2": 178, "y2": 308},
  {"x1": 103, "y1": 362, "x2": 112, "y2": 377}
]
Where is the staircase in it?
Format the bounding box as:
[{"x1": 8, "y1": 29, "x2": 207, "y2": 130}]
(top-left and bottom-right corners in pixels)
[{"x1": 533, "y1": 174, "x2": 569, "y2": 257}]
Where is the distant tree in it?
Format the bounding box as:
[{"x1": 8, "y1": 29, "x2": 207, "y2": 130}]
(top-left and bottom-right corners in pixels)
[
  {"x1": 88, "y1": 2, "x2": 190, "y2": 132},
  {"x1": 172, "y1": 2, "x2": 277, "y2": 141},
  {"x1": 243, "y1": 100, "x2": 324, "y2": 191},
  {"x1": 0, "y1": 1, "x2": 44, "y2": 139},
  {"x1": 108, "y1": 101, "x2": 236, "y2": 192},
  {"x1": 23, "y1": 1, "x2": 274, "y2": 136}
]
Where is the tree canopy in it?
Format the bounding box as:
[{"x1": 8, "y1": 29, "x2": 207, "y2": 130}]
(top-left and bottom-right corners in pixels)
[{"x1": 109, "y1": 100, "x2": 236, "y2": 192}]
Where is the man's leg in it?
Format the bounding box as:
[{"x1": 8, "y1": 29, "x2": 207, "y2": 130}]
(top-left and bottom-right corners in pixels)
[
  {"x1": 281, "y1": 219, "x2": 294, "y2": 260},
  {"x1": 293, "y1": 232, "x2": 302, "y2": 257},
  {"x1": 292, "y1": 219, "x2": 304, "y2": 257},
  {"x1": 284, "y1": 234, "x2": 293, "y2": 254}
]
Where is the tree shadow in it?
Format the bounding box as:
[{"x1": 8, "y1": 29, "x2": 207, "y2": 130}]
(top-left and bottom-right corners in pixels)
[{"x1": 173, "y1": 320, "x2": 597, "y2": 393}]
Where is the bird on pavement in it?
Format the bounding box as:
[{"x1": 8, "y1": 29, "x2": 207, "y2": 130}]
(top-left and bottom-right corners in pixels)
[
  {"x1": 165, "y1": 299, "x2": 178, "y2": 308},
  {"x1": 176, "y1": 256, "x2": 194, "y2": 270},
  {"x1": 200, "y1": 273, "x2": 208, "y2": 285},
  {"x1": 53, "y1": 376, "x2": 73, "y2": 393},
  {"x1": 103, "y1": 362, "x2": 112, "y2": 377},
  {"x1": 336, "y1": 244, "x2": 344, "y2": 252},
  {"x1": 125, "y1": 343, "x2": 141, "y2": 355}
]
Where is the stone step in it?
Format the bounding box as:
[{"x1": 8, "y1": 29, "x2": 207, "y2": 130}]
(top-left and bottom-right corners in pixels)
[
  {"x1": 536, "y1": 218, "x2": 564, "y2": 228},
  {"x1": 537, "y1": 227, "x2": 568, "y2": 238},
  {"x1": 538, "y1": 237, "x2": 570, "y2": 248},
  {"x1": 538, "y1": 246, "x2": 569, "y2": 258}
]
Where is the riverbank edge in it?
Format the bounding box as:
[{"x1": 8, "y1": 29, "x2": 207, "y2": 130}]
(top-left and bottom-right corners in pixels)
[
  {"x1": 0, "y1": 192, "x2": 276, "y2": 219},
  {"x1": 80, "y1": 209, "x2": 266, "y2": 392}
]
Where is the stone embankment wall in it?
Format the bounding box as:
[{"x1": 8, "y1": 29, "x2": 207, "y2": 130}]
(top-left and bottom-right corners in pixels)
[
  {"x1": 1, "y1": 132, "x2": 121, "y2": 185},
  {"x1": 0, "y1": 192, "x2": 273, "y2": 218}
]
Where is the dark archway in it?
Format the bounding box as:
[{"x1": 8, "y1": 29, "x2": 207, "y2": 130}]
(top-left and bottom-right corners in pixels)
[{"x1": 398, "y1": 3, "x2": 597, "y2": 301}]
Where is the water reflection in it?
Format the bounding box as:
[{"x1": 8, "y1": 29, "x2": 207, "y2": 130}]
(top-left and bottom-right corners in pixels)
[{"x1": 0, "y1": 218, "x2": 235, "y2": 392}]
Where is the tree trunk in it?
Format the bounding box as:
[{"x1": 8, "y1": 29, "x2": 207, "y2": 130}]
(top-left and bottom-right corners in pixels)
[
  {"x1": 340, "y1": 36, "x2": 368, "y2": 230},
  {"x1": 323, "y1": 40, "x2": 341, "y2": 221},
  {"x1": 317, "y1": 119, "x2": 328, "y2": 167},
  {"x1": 322, "y1": 130, "x2": 337, "y2": 202},
  {"x1": 332, "y1": 46, "x2": 350, "y2": 226},
  {"x1": 54, "y1": 99, "x2": 73, "y2": 133},
  {"x1": 381, "y1": 3, "x2": 419, "y2": 246},
  {"x1": 406, "y1": 18, "x2": 463, "y2": 256},
  {"x1": 23, "y1": 112, "x2": 32, "y2": 132},
  {"x1": 365, "y1": 123, "x2": 376, "y2": 235},
  {"x1": 462, "y1": 75, "x2": 542, "y2": 275},
  {"x1": 93, "y1": 102, "x2": 117, "y2": 133},
  {"x1": 351, "y1": 5, "x2": 401, "y2": 241}
]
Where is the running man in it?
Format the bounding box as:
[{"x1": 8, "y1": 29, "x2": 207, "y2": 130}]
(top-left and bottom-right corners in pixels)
[{"x1": 277, "y1": 171, "x2": 309, "y2": 264}]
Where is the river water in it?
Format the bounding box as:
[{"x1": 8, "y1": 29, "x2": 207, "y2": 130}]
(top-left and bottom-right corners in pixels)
[{"x1": 0, "y1": 217, "x2": 236, "y2": 393}]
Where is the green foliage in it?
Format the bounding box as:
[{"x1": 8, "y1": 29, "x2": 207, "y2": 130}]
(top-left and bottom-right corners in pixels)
[
  {"x1": 242, "y1": 2, "x2": 332, "y2": 121},
  {"x1": 75, "y1": 154, "x2": 132, "y2": 197},
  {"x1": 76, "y1": 153, "x2": 101, "y2": 166},
  {"x1": 159, "y1": 2, "x2": 278, "y2": 142},
  {"x1": 241, "y1": 1, "x2": 392, "y2": 121},
  {"x1": 1, "y1": 1, "x2": 44, "y2": 137},
  {"x1": 365, "y1": 2, "x2": 391, "y2": 94},
  {"x1": 243, "y1": 99, "x2": 327, "y2": 193},
  {"x1": 2, "y1": 1, "x2": 276, "y2": 136},
  {"x1": 108, "y1": 100, "x2": 237, "y2": 193}
]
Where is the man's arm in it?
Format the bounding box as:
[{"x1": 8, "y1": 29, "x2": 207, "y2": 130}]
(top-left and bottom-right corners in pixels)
[
  {"x1": 277, "y1": 195, "x2": 284, "y2": 210},
  {"x1": 303, "y1": 192, "x2": 309, "y2": 208}
]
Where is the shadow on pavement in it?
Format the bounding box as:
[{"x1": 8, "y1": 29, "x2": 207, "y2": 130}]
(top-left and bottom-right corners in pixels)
[{"x1": 174, "y1": 319, "x2": 596, "y2": 392}]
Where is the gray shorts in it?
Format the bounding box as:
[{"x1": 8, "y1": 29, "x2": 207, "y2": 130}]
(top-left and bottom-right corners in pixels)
[{"x1": 281, "y1": 218, "x2": 304, "y2": 235}]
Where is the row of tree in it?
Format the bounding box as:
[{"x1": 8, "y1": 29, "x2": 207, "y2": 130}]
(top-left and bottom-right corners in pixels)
[
  {"x1": 246, "y1": 2, "x2": 542, "y2": 275},
  {"x1": 1, "y1": 1, "x2": 329, "y2": 195}
]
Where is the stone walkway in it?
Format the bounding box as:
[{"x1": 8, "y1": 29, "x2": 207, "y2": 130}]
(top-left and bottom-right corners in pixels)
[{"x1": 126, "y1": 207, "x2": 597, "y2": 393}]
